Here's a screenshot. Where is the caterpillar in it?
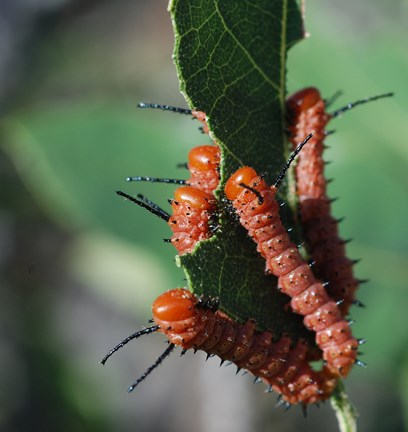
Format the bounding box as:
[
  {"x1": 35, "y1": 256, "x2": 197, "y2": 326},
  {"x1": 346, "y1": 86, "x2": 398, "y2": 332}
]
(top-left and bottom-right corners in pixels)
[
  {"x1": 117, "y1": 185, "x2": 216, "y2": 256},
  {"x1": 224, "y1": 138, "x2": 364, "y2": 377},
  {"x1": 186, "y1": 145, "x2": 220, "y2": 194},
  {"x1": 102, "y1": 288, "x2": 339, "y2": 406},
  {"x1": 286, "y1": 88, "x2": 393, "y2": 314},
  {"x1": 120, "y1": 105, "x2": 220, "y2": 255},
  {"x1": 168, "y1": 186, "x2": 216, "y2": 254},
  {"x1": 127, "y1": 144, "x2": 220, "y2": 195}
]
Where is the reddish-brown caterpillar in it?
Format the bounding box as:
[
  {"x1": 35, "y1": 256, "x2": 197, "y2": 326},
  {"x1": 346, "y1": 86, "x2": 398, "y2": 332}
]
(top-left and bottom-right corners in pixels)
[
  {"x1": 122, "y1": 105, "x2": 220, "y2": 255},
  {"x1": 224, "y1": 138, "x2": 364, "y2": 377},
  {"x1": 168, "y1": 186, "x2": 216, "y2": 254},
  {"x1": 286, "y1": 88, "x2": 393, "y2": 315},
  {"x1": 117, "y1": 185, "x2": 216, "y2": 256},
  {"x1": 127, "y1": 144, "x2": 220, "y2": 196},
  {"x1": 102, "y1": 288, "x2": 339, "y2": 406}
]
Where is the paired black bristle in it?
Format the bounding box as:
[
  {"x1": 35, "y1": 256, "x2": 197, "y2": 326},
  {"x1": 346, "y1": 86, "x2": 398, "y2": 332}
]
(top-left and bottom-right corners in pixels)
[
  {"x1": 127, "y1": 175, "x2": 186, "y2": 185},
  {"x1": 128, "y1": 343, "x2": 176, "y2": 392},
  {"x1": 274, "y1": 133, "x2": 313, "y2": 189},
  {"x1": 101, "y1": 325, "x2": 159, "y2": 365},
  {"x1": 117, "y1": 191, "x2": 170, "y2": 222},
  {"x1": 138, "y1": 102, "x2": 192, "y2": 115},
  {"x1": 239, "y1": 182, "x2": 264, "y2": 205},
  {"x1": 331, "y1": 92, "x2": 394, "y2": 118}
]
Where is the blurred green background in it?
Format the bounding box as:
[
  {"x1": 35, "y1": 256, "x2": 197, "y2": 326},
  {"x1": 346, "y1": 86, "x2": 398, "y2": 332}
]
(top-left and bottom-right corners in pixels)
[{"x1": 0, "y1": 1, "x2": 407, "y2": 431}]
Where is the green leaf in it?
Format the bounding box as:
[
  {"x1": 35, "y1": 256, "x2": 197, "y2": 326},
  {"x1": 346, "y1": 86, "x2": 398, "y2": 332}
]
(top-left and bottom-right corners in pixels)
[
  {"x1": 170, "y1": 0, "x2": 304, "y2": 183},
  {"x1": 171, "y1": 0, "x2": 309, "y2": 340}
]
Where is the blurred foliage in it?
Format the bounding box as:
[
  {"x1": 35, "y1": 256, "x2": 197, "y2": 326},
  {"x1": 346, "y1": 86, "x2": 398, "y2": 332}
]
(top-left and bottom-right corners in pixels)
[{"x1": 0, "y1": 0, "x2": 408, "y2": 431}]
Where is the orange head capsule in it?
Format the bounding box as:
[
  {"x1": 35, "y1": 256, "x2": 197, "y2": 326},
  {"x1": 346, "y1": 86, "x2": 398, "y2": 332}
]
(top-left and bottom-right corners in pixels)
[
  {"x1": 286, "y1": 87, "x2": 322, "y2": 117},
  {"x1": 173, "y1": 187, "x2": 215, "y2": 210},
  {"x1": 224, "y1": 167, "x2": 258, "y2": 200},
  {"x1": 188, "y1": 145, "x2": 220, "y2": 172},
  {"x1": 152, "y1": 289, "x2": 197, "y2": 322}
]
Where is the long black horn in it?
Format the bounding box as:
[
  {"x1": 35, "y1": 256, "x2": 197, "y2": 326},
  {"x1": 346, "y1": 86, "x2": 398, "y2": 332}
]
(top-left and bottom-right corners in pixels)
[
  {"x1": 128, "y1": 343, "x2": 176, "y2": 392},
  {"x1": 101, "y1": 325, "x2": 159, "y2": 365}
]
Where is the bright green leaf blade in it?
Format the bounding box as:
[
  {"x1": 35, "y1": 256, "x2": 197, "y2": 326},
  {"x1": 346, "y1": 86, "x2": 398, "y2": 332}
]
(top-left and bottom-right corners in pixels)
[
  {"x1": 172, "y1": 0, "x2": 309, "y2": 338},
  {"x1": 170, "y1": 0, "x2": 305, "y2": 183}
]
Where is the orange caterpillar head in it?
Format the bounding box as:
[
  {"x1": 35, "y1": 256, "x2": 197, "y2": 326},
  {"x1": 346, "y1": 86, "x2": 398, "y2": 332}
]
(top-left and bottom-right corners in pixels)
[
  {"x1": 172, "y1": 187, "x2": 215, "y2": 211},
  {"x1": 152, "y1": 289, "x2": 197, "y2": 323},
  {"x1": 224, "y1": 166, "x2": 259, "y2": 201},
  {"x1": 152, "y1": 289, "x2": 206, "y2": 346},
  {"x1": 188, "y1": 145, "x2": 220, "y2": 173},
  {"x1": 286, "y1": 87, "x2": 322, "y2": 118}
]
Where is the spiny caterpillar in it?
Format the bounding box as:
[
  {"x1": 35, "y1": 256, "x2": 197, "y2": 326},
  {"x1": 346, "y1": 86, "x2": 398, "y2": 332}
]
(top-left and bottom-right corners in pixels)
[
  {"x1": 168, "y1": 186, "x2": 216, "y2": 254},
  {"x1": 224, "y1": 136, "x2": 364, "y2": 377},
  {"x1": 127, "y1": 144, "x2": 220, "y2": 196},
  {"x1": 109, "y1": 99, "x2": 371, "y2": 410},
  {"x1": 102, "y1": 288, "x2": 339, "y2": 406},
  {"x1": 116, "y1": 185, "x2": 216, "y2": 256},
  {"x1": 286, "y1": 88, "x2": 393, "y2": 315},
  {"x1": 120, "y1": 104, "x2": 220, "y2": 255}
]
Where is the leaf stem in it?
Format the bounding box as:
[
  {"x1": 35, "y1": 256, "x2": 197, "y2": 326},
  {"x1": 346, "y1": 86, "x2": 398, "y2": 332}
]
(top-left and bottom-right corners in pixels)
[{"x1": 330, "y1": 380, "x2": 358, "y2": 432}]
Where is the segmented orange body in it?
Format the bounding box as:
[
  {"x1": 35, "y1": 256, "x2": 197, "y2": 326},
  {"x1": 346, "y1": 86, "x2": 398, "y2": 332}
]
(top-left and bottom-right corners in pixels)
[
  {"x1": 170, "y1": 114, "x2": 219, "y2": 254},
  {"x1": 186, "y1": 145, "x2": 220, "y2": 194},
  {"x1": 153, "y1": 288, "x2": 338, "y2": 405},
  {"x1": 225, "y1": 167, "x2": 358, "y2": 377},
  {"x1": 286, "y1": 88, "x2": 358, "y2": 315},
  {"x1": 169, "y1": 186, "x2": 216, "y2": 255}
]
